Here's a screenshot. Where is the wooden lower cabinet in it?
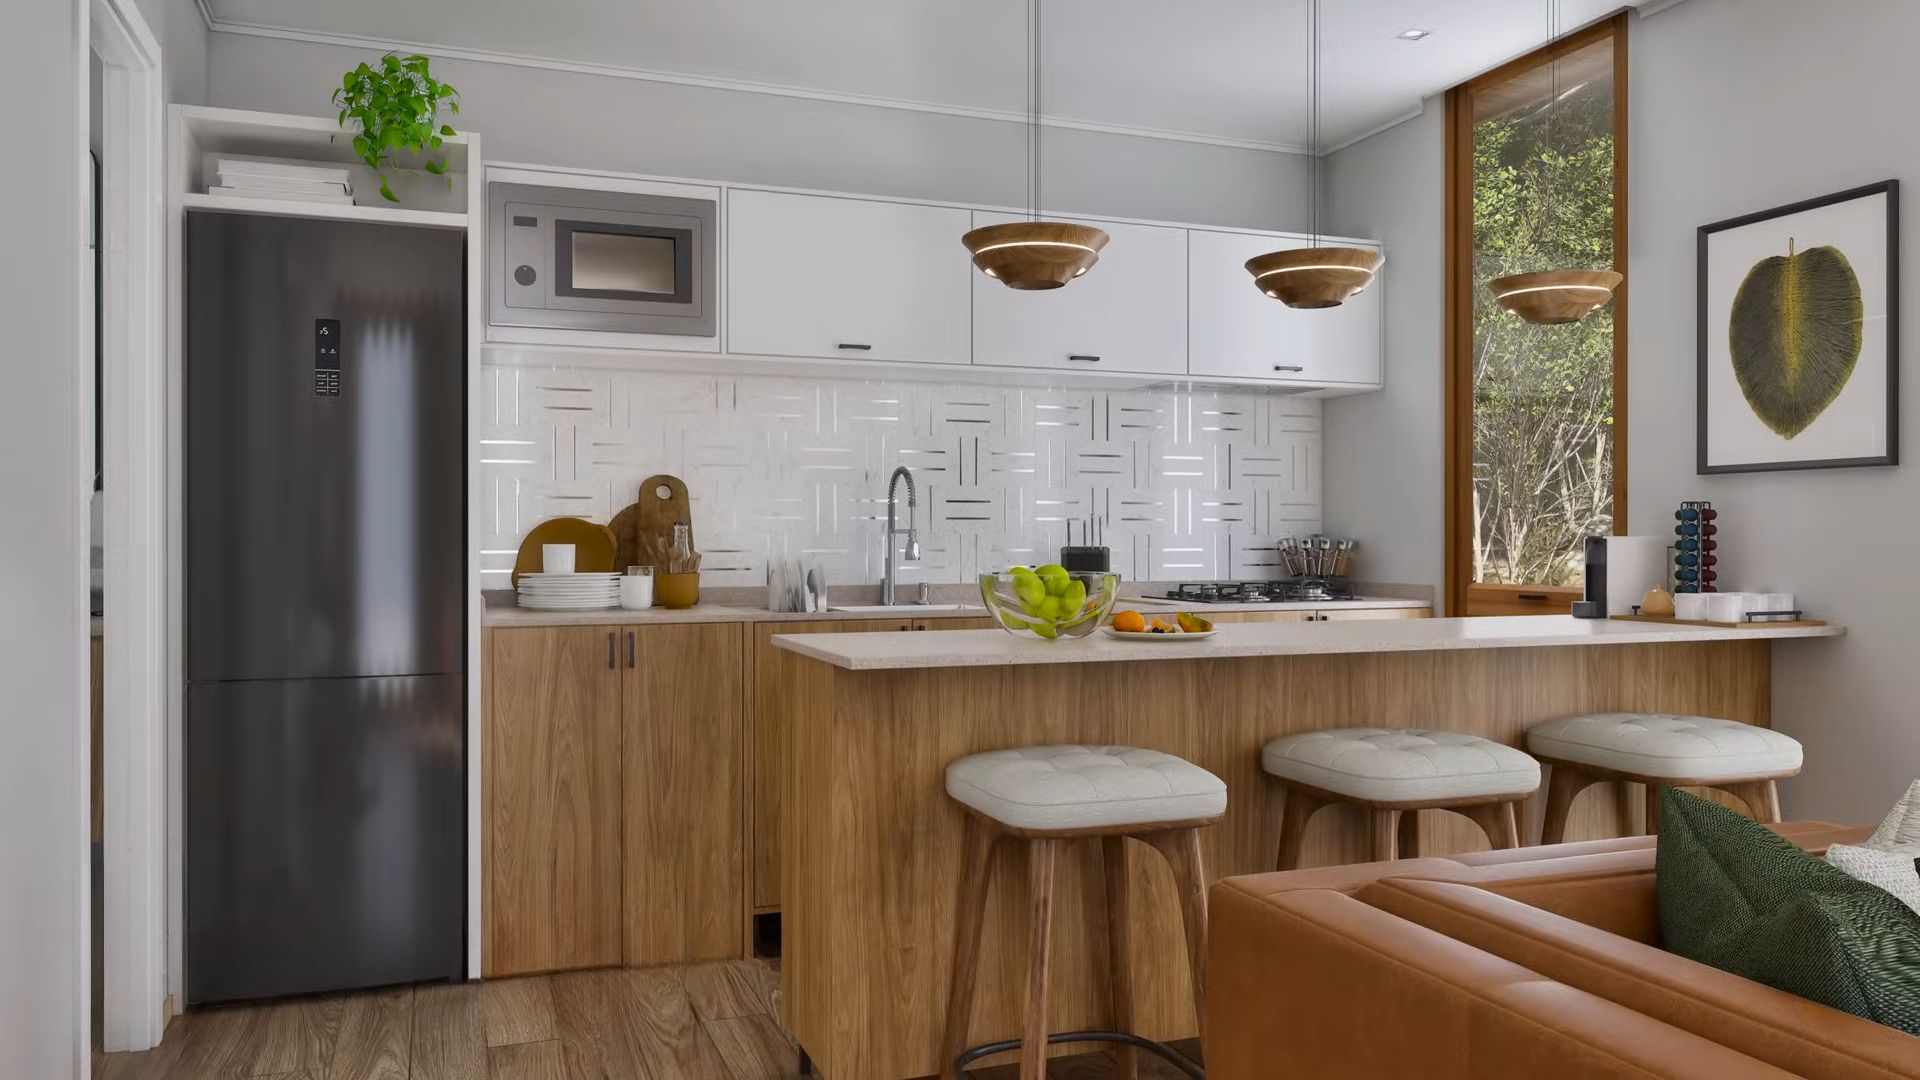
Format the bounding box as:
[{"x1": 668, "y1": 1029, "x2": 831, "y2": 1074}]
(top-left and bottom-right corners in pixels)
[
  {"x1": 622, "y1": 622, "x2": 747, "y2": 966},
  {"x1": 483, "y1": 626, "x2": 624, "y2": 976},
  {"x1": 1203, "y1": 610, "x2": 1311, "y2": 624},
  {"x1": 1321, "y1": 606, "x2": 1433, "y2": 621},
  {"x1": 483, "y1": 622, "x2": 747, "y2": 976}
]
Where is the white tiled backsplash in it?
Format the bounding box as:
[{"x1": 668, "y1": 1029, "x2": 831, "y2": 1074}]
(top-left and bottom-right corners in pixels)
[{"x1": 480, "y1": 355, "x2": 1323, "y2": 588}]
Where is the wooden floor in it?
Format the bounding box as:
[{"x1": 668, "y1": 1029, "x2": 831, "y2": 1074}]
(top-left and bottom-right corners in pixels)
[{"x1": 96, "y1": 961, "x2": 1195, "y2": 1080}]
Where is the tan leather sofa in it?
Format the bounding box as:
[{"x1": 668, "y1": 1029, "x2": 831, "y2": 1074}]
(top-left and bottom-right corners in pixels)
[{"x1": 1206, "y1": 822, "x2": 1920, "y2": 1079}]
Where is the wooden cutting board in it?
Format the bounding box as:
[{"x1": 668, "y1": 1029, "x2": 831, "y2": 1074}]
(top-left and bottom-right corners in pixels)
[
  {"x1": 619, "y1": 474, "x2": 693, "y2": 570},
  {"x1": 511, "y1": 517, "x2": 619, "y2": 586}
]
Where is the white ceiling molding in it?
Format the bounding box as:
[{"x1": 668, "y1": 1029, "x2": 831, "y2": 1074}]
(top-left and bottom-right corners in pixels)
[
  {"x1": 1318, "y1": 104, "x2": 1429, "y2": 156},
  {"x1": 1634, "y1": 0, "x2": 1695, "y2": 16},
  {"x1": 198, "y1": 16, "x2": 1319, "y2": 157}
]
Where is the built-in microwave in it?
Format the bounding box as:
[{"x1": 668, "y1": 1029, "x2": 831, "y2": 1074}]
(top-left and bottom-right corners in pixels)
[{"x1": 488, "y1": 182, "x2": 716, "y2": 337}]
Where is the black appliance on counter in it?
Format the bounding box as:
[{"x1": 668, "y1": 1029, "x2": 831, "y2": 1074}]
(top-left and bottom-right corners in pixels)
[{"x1": 184, "y1": 211, "x2": 467, "y2": 1003}]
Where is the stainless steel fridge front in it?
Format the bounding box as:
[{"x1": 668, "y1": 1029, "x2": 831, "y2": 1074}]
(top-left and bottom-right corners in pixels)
[{"x1": 185, "y1": 211, "x2": 466, "y2": 1004}]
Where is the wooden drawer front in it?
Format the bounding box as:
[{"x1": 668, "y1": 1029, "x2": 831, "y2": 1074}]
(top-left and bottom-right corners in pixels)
[
  {"x1": 484, "y1": 627, "x2": 623, "y2": 976},
  {"x1": 1318, "y1": 607, "x2": 1433, "y2": 621}
]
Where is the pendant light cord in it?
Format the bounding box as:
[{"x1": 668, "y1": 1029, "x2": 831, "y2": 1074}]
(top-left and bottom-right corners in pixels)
[
  {"x1": 1307, "y1": 0, "x2": 1320, "y2": 246},
  {"x1": 1028, "y1": 0, "x2": 1041, "y2": 222}
]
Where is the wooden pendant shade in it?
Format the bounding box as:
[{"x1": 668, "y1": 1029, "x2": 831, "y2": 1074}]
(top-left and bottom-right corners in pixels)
[
  {"x1": 962, "y1": 221, "x2": 1109, "y2": 290},
  {"x1": 1488, "y1": 269, "x2": 1624, "y2": 325},
  {"x1": 1244, "y1": 246, "x2": 1384, "y2": 308}
]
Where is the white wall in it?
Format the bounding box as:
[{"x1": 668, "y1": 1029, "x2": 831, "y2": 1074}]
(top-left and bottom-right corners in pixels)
[
  {"x1": 1320, "y1": 101, "x2": 1447, "y2": 602},
  {"x1": 1629, "y1": 0, "x2": 1920, "y2": 823},
  {"x1": 202, "y1": 31, "x2": 1314, "y2": 231},
  {"x1": 133, "y1": 0, "x2": 207, "y2": 104},
  {"x1": 0, "y1": 0, "x2": 88, "y2": 1077}
]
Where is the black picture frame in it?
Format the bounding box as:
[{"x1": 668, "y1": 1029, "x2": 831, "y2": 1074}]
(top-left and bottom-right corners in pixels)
[{"x1": 1696, "y1": 179, "x2": 1899, "y2": 474}]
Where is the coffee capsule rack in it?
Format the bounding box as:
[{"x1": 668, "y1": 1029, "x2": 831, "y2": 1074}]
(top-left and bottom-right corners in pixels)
[{"x1": 1673, "y1": 501, "x2": 1719, "y2": 594}]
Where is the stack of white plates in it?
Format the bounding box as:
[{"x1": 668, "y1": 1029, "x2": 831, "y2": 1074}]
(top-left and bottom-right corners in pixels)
[{"x1": 516, "y1": 572, "x2": 622, "y2": 610}]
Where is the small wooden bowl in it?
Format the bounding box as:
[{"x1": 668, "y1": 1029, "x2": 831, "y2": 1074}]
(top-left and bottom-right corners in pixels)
[
  {"x1": 962, "y1": 221, "x2": 1109, "y2": 290},
  {"x1": 656, "y1": 572, "x2": 700, "y2": 610},
  {"x1": 1244, "y1": 247, "x2": 1383, "y2": 308},
  {"x1": 1488, "y1": 269, "x2": 1623, "y2": 325}
]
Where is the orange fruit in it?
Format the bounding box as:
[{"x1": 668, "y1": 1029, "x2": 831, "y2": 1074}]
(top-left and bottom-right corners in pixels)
[{"x1": 1113, "y1": 610, "x2": 1147, "y2": 633}]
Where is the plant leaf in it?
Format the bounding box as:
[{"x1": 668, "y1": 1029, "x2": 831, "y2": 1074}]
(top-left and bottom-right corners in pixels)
[
  {"x1": 1728, "y1": 241, "x2": 1864, "y2": 438},
  {"x1": 379, "y1": 173, "x2": 397, "y2": 202},
  {"x1": 440, "y1": 124, "x2": 456, "y2": 136}
]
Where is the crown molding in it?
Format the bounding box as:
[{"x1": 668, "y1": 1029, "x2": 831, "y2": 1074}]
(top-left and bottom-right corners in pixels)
[{"x1": 199, "y1": 15, "x2": 1322, "y2": 157}]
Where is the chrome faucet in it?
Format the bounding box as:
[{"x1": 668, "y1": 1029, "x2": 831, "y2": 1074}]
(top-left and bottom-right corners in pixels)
[{"x1": 881, "y1": 465, "x2": 921, "y2": 605}]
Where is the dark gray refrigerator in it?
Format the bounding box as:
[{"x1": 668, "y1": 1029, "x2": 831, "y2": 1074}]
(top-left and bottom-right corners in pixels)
[{"x1": 185, "y1": 211, "x2": 467, "y2": 1004}]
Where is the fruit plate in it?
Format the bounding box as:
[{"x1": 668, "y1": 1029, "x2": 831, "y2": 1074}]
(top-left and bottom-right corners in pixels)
[{"x1": 1101, "y1": 628, "x2": 1217, "y2": 641}]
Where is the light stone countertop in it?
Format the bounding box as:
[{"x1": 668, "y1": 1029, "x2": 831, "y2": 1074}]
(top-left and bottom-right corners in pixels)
[
  {"x1": 770, "y1": 615, "x2": 1844, "y2": 671},
  {"x1": 480, "y1": 592, "x2": 1430, "y2": 628}
]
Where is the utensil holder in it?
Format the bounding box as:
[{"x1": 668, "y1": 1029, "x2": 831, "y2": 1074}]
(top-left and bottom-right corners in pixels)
[{"x1": 657, "y1": 572, "x2": 700, "y2": 609}]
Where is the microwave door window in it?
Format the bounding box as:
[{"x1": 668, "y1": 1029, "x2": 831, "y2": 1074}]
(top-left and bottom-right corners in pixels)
[{"x1": 554, "y1": 221, "x2": 692, "y2": 303}]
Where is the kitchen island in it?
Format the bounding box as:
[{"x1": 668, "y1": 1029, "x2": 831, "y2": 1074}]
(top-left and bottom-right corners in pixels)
[{"x1": 770, "y1": 616, "x2": 1842, "y2": 1080}]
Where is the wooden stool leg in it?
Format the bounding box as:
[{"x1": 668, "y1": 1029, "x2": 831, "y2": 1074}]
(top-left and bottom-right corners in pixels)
[
  {"x1": 1369, "y1": 809, "x2": 1401, "y2": 862},
  {"x1": 940, "y1": 815, "x2": 999, "y2": 1078},
  {"x1": 1644, "y1": 782, "x2": 1663, "y2": 835},
  {"x1": 1725, "y1": 779, "x2": 1782, "y2": 823},
  {"x1": 1540, "y1": 764, "x2": 1595, "y2": 845},
  {"x1": 1101, "y1": 837, "x2": 1138, "y2": 1080},
  {"x1": 1019, "y1": 838, "x2": 1061, "y2": 1080},
  {"x1": 1273, "y1": 785, "x2": 1327, "y2": 871},
  {"x1": 1397, "y1": 808, "x2": 1422, "y2": 859},
  {"x1": 1144, "y1": 828, "x2": 1210, "y2": 1040},
  {"x1": 1461, "y1": 802, "x2": 1521, "y2": 851}
]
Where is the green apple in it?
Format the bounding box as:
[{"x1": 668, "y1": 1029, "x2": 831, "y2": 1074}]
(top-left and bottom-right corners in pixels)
[
  {"x1": 1060, "y1": 579, "x2": 1088, "y2": 614},
  {"x1": 1009, "y1": 566, "x2": 1046, "y2": 608},
  {"x1": 1036, "y1": 564, "x2": 1071, "y2": 596}
]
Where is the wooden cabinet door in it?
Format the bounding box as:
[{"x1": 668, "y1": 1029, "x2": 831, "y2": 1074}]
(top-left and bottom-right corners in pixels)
[
  {"x1": 751, "y1": 619, "x2": 912, "y2": 911},
  {"x1": 726, "y1": 189, "x2": 973, "y2": 365},
  {"x1": 1188, "y1": 229, "x2": 1383, "y2": 387},
  {"x1": 915, "y1": 616, "x2": 1003, "y2": 631},
  {"x1": 1200, "y1": 610, "x2": 1313, "y2": 624},
  {"x1": 484, "y1": 627, "x2": 623, "y2": 976},
  {"x1": 970, "y1": 212, "x2": 1187, "y2": 375},
  {"x1": 623, "y1": 623, "x2": 749, "y2": 964}
]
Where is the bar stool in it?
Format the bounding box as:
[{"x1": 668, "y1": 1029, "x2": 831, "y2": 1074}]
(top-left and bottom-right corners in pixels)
[
  {"x1": 1529, "y1": 713, "x2": 1803, "y2": 842},
  {"x1": 940, "y1": 745, "x2": 1226, "y2": 1080},
  {"x1": 1261, "y1": 729, "x2": 1541, "y2": 868}
]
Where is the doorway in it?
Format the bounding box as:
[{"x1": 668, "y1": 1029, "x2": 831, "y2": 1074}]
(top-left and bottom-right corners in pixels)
[{"x1": 87, "y1": 0, "x2": 167, "y2": 1056}]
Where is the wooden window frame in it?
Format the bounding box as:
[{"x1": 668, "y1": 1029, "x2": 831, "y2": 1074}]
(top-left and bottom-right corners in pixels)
[{"x1": 1445, "y1": 12, "x2": 1630, "y2": 617}]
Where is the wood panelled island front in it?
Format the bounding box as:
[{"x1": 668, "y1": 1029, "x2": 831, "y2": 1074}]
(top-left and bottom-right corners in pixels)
[{"x1": 770, "y1": 616, "x2": 1842, "y2": 1080}]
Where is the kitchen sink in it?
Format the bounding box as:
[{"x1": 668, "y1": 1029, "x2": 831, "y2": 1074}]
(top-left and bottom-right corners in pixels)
[{"x1": 829, "y1": 603, "x2": 985, "y2": 614}]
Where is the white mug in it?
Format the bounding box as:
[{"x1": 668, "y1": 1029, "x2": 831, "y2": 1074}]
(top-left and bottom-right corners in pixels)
[
  {"x1": 621, "y1": 567, "x2": 655, "y2": 610},
  {"x1": 542, "y1": 543, "x2": 577, "y2": 575}
]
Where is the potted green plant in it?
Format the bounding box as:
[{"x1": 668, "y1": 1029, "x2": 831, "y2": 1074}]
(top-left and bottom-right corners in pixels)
[{"x1": 331, "y1": 53, "x2": 460, "y2": 203}]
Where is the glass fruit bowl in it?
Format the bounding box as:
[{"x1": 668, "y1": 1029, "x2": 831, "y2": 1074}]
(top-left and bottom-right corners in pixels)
[{"x1": 978, "y1": 568, "x2": 1121, "y2": 641}]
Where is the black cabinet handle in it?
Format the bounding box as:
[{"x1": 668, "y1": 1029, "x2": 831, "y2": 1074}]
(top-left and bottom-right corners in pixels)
[
  {"x1": 1068, "y1": 354, "x2": 1101, "y2": 363},
  {"x1": 606, "y1": 632, "x2": 616, "y2": 669},
  {"x1": 836, "y1": 343, "x2": 873, "y2": 351},
  {"x1": 1517, "y1": 592, "x2": 1551, "y2": 602},
  {"x1": 626, "y1": 631, "x2": 636, "y2": 668},
  {"x1": 1273, "y1": 364, "x2": 1305, "y2": 373}
]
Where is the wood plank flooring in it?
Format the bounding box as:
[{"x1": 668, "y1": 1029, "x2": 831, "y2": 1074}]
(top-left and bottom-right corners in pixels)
[{"x1": 97, "y1": 961, "x2": 1192, "y2": 1079}]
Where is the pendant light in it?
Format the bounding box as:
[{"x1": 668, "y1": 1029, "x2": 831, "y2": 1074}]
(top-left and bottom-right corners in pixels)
[
  {"x1": 962, "y1": 0, "x2": 1107, "y2": 289},
  {"x1": 1245, "y1": 0, "x2": 1383, "y2": 308},
  {"x1": 1487, "y1": 0, "x2": 1622, "y2": 324}
]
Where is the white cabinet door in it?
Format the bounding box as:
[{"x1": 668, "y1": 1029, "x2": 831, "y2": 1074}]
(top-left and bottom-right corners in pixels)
[
  {"x1": 1187, "y1": 229, "x2": 1383, "y2": 387},
  {"x1": 970, "y1": 212, "x2": 1187, "y2": 376},
  {"x1": 726, "y1": 190, "x2": 972, "y2": 365}
]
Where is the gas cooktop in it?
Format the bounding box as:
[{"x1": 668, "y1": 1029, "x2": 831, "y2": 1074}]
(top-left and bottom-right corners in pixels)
[{"x1": 1156, "y1": 581, "x2": 1359, "y2": 605}]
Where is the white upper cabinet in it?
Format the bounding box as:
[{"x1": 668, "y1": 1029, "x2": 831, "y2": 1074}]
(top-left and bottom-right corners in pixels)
[
  {"x1": 969, "y1": 212, "x2": 1188, "y2": 376},
  {"x1": 1187, "y1": 229, "x2": 1383, "y2": 387},
  {"x1": 726, "y1": 189, "x2": 972, "y2": 365}
]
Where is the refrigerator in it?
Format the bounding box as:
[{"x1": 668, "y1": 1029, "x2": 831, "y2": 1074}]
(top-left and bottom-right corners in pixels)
[{"x1": 185, "y1": 211, "x2": 467, "y2": 1004}]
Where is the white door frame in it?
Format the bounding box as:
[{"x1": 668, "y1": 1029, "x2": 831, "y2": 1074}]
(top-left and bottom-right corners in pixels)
[{"x1": 89, "y1": 0, "x2": 168, "y2": 1053}]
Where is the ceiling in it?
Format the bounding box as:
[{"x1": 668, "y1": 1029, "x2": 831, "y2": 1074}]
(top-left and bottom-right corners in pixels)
[{"x1": 205, "y1": 0, "x2": 1674, "y2": 152}]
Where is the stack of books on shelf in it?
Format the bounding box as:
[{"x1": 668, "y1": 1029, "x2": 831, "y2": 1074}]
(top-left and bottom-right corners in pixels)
[{"x1": 204, "y1": 154, "x2": 355, "y2": 206}]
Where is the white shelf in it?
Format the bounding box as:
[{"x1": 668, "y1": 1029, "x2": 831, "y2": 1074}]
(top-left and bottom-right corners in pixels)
[
  {"x1": 180, "y1": 191, "x2": 468, "y2": 230},
  {"x1": 179, "y1": 104, "x2": 474, "y2": 176}
]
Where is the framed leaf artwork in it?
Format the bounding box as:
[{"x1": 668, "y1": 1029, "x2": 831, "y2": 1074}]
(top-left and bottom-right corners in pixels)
[{"x1": 1698, "y1": 181, "x2": 1899, "y2": 473}]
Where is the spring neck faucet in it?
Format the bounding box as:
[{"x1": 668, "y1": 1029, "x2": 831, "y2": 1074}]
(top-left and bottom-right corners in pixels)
[{"x1": 881, "y1": 466, "x2": 920, "y2": 605}]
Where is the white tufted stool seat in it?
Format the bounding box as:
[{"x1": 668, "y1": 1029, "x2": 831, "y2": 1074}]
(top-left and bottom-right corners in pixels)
[
  {"x1": 1528, "y1": 713, "x2": 1803, "y2": 842},
  {"x1": 1260, "y1": 728, "x2": 1542, "y2": 869},
  {"x1": 942, "y1": 744, "x2": 1222, "y2": 1079},
  {"x1": 946, "y1": 744, "x2": 1228, "y2": 832}
]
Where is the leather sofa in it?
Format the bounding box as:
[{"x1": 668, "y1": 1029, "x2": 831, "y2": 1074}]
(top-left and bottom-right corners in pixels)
[{"x1": 1205, "y1": 822, "x2": 1920, "y2": 1079}]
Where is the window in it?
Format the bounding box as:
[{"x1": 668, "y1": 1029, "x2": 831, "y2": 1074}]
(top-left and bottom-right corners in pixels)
[{"x1": 1445, "y1": 14, "x2": 1628, "y2": 616}]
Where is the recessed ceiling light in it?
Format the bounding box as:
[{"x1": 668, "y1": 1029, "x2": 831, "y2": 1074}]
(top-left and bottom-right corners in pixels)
[{"x1": 1397, "y1": 28, "x2": 1432, "y2": 41}]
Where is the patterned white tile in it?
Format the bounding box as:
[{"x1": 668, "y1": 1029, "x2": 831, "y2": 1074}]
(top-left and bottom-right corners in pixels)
[{"x1": 480, "y1": 355, "x2": 1324, "y2": 584}]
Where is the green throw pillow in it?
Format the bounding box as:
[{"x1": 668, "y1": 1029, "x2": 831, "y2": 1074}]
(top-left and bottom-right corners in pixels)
[{"x1": 1655, "y1": 787, "x2": 1920, "y2": 1035}]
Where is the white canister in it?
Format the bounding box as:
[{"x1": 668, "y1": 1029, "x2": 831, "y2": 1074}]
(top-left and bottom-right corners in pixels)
[
  {"x1": 1705, "y1": 592, "x2": 1753, "y2": 624},
  {"x1": 1673, "y1": 593, "x2": 1710, "y2": 622},
  {"x1": 542, "y1": 543, "x2": 577, "y2": 575},
  {"x1": 1757, "y1": 593, "x2": 1796, "y2": 623},
  {"x1": 621, "y1": 567, "x2": 655, "y2": 610}
]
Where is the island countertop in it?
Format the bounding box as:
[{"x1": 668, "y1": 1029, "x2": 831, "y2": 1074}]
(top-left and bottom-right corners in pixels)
[{"x1": 772, "y1": 614, "x2": 1843, "y2": 670}]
